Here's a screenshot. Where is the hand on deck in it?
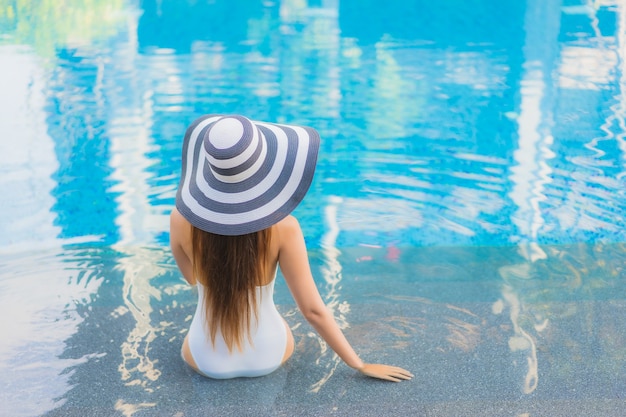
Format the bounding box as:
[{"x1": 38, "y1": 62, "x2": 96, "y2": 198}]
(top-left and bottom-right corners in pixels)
[{"x1": 358, "y1": 363, "x2": 413, "y2": 382}]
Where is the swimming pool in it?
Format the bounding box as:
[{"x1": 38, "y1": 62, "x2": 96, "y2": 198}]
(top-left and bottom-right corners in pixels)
[{"x1": 1, "y1": 0, "x2": 625, "y2": 416}]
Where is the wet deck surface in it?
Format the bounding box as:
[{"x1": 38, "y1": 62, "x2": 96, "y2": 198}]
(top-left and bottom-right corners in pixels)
[{"x1": 2, "y1": 243, "x2": 626, "y2": 417}]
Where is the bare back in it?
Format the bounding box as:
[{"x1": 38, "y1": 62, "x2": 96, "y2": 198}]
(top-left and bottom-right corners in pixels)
[{"x1": 169, "y1": 207, "x2": 282, "y2": 287}]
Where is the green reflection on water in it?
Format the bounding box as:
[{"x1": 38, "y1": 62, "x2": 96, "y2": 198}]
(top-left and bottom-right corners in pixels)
[{"x1": 0, "y1": 0, "x2": 125, "y2": 56}]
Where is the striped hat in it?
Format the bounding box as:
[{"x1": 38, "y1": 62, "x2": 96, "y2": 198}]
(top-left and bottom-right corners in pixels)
[{"x1": 175, "y1": 114, "x2": 320, "y2": 235}]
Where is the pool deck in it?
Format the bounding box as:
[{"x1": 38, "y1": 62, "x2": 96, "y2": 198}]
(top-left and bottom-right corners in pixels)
[
  {"x1": 2, "y1": 244, "x2": 624, "y2": 417},
  {"x1": 33, "y1": 297, "x2": 626, "y2": 417}
]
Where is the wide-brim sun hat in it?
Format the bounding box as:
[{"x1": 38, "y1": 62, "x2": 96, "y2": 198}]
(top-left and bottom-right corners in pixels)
[{"x1": 175, "y1": 114, "x2": 320, "y2": 235}]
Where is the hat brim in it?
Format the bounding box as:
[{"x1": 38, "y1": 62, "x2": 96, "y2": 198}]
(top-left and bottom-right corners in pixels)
[{"x1": 175, "y1": 115, "x2": 320, "y2": 235}]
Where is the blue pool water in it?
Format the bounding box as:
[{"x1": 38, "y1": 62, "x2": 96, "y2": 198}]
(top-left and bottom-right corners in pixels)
[{"x1": 1, "y1": 0, "x2": 626, "y2": 416}]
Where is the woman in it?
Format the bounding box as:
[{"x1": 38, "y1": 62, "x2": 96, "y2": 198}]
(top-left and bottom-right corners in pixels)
[{"x1": 170, "y1": 114, "x2": 412, "y2": 381}]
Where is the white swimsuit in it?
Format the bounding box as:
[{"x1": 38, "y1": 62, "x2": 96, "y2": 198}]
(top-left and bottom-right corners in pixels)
[{"x1": 187, "y1": 277, "x2": 287, "y2": 379}]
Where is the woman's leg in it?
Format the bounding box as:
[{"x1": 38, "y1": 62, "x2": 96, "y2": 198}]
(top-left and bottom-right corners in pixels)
[
  {"x1": 181, "y1": 334, "x2": 206, "y2": 376},
  {"x1": 281, "y1": 319, "x2": 295, "y2": 364}
]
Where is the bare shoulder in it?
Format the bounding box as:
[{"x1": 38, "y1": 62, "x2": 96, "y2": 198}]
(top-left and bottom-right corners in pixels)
[
  {"x1": 170, "y1": 206, "x2": 186, "y2": 226},
  {"x1": 275, "y1": 215, "x2": 303, "y2": 241},
  {"x1": 277, "y1": 214, "x2": 300, "y2": 228},
  {"x1": 169, "y1": 207, "x2": 192, "y2": 244},
  {"x1": 170, "y1": 207, "x2": 191, "y2": 231}
]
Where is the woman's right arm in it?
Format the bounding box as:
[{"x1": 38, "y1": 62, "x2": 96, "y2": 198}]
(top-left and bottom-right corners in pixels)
[
  {"x1": 277, "y1": 216, "x2": 412, "y2": 382},
  {"x1": 169, "y1": 208, "x2": 196, "y2": 285}
]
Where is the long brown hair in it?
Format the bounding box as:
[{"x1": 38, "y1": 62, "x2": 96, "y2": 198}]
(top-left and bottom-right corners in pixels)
[{"x1": 191, "y1": 226, "x2": 272, "y2": 352}]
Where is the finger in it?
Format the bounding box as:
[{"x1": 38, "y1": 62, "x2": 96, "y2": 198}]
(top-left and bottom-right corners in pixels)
[
  {"x1": 365, "y1": 371, "x2": 406, "y2": 382},
  {"x1": 390, "y1": 371, "x2": 412, "y2": 380},
  {"x1": 359, "y1": 365, "x2": 413, "y2": 382},
  {"x1": 393, "y1": 368, "x2": 414, "y2": 377},
  {"x1": 390, "y1": 366, "x2": 413, "y2": 376},
  {"x1": 389, "y1": 368, "x2": 414, "y2": 380},
  {"x1": 390, "y1": 368, "x2": 414, "y2": 379},
  {"x1": 376, "y1": 366, "x2": 413, "y2": 379},
  {"x1": 374, "y1": 373, "x2": 402, "y2": 382}
]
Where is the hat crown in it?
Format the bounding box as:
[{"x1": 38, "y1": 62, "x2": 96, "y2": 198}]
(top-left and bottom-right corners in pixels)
[
  {"x1": 203, "y1": 116, "x2": 260, "y2": 173},
  {"x1": 207, "y1": 117, "x2": 245, "y2": 151}
]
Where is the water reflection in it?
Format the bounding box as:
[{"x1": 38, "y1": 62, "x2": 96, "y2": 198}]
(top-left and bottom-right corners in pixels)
[
  {"x1": 0, "y1": 249, "x2": 106, "y2": 417},
  {"x1": 116, "y1": 248, "x2": 166, "y2": 392},
  {"x1": 107, "y1": 44, "x2": 176, "y2": 410},
  {"x1": 0, "y1": 0, "x2": 125, "y2": 57},
  {"x1": 3, "y1": 0, "x2": 624, "y2": 248},
  {"x1": 308, "y1": 197, "x2": 348, "y2": 393},
  {"x1": 496, "y1": 242, "x2": 626, "y2": 396},
  {"x1": 345, "y1": 241, "x2": 626, "y2": 399},
  {"x1": 0, "y1": 48, "x2": 60, "y2": 249},
  {"x1": 1, "y1": 0, "x2": 626, "y2": 415},
  {"x1": 137, "y1": 0, "x2": 263, "y2": 53},
  {"x1": 0, "y1": 47, "x2": 107, "y2": 417}
]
